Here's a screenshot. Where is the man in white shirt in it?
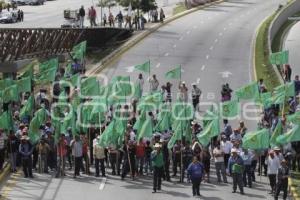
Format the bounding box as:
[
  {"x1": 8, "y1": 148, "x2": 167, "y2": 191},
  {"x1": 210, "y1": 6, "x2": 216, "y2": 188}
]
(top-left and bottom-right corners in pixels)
[
  {"x1": 220, "y1": 135, "x2": 232, "y2": 169},
  {"x1": 213, "y1": 142, "x2": 228, "y2": 183},
  {"x1": 266, "y1": 151, "x2": 280, "y2": 194},
  {"x1": 136, "y1": 74, "x2": 144, "y2": 96},
  {"x1": 149, "y1": 74, "x2": 159, "y2": 93}
]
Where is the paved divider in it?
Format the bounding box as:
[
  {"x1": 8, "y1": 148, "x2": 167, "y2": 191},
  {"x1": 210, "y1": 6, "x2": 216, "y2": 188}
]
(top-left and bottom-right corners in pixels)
[
  {"x1": 268, "y1": 0, "x2": 300, "y2": 83},
  {"x1": 86, "y1": 0, "x2": 223, "y2": 76}
]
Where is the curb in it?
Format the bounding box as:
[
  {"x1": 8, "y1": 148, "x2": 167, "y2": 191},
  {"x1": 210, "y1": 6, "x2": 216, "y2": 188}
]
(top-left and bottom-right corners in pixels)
[
  {"x1": 0, "y1": 163, "x2": 11, "y2": 184},
  {"x1": 289, "y1": 178, "x2": 300, "y2": 200},
  {"x1": 86, "y1": 0, "x2": 224, "y2": 76}
]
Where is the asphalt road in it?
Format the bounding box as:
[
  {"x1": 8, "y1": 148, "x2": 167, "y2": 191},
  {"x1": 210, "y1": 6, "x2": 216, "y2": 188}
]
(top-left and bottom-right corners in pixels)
[
  {"x1": 1, "y1": 0, "x2": 289, "y2": 200},
  {"x1": 0, "y1": 0, "x2": 179, "y2": 28},
  {"x1": 284, "y1": 21, "x2": 300, "y2": 78}
]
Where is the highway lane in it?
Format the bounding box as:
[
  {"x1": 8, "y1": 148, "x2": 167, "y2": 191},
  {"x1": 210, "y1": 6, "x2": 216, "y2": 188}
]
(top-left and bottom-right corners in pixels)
[
  {"x1": 0, "y1": 0, "x2": 180, "y2": 28},
  {"x1": 284, "y1": 21, "x2": 300, "y2": 77},
  {"x1": 1, "y1": 1, "x2": 289, "y2": 200}
]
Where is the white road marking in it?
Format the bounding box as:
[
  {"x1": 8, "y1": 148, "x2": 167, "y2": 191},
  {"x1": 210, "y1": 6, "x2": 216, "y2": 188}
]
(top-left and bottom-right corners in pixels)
[
  {"x1": 164, "y1": 52, "x2": 169, "y2": 57},
  {"x1": 186, "y1": 30, "x2": 191, "y2": 35},
  {"x1": 197, "y1": 78, "x2": 201, "y2": 83},
  {"x1": 219, "y1": 71, "x2": 233, "y2": 78},
  {"x1": 155, "y1": 63, "x2": 161, "y2": 68},
  {"x1": 125, "y1": 66, "x2": 135, "y2": 73},
  {"x1": 201, "y1": 65, "x2": 205, "y2": 70},
  {"x1": 179, "y1": 36, "x2": 184, "y2": 41},
  {"x1": 209, "y1": 46, "x2": 214, "y2": 50},
  {"x1": 215, "y1": 39, "x2": 218, "y2": 43},
  {"x1": 99, "y1": 177, "x2": 107, "y2": 190},
  {"x1": 206, "y1": 55, "x2": 210, "y2": 59},
  {"x1": 173, "y1": 44, "x2": 177, "y2": 48}
]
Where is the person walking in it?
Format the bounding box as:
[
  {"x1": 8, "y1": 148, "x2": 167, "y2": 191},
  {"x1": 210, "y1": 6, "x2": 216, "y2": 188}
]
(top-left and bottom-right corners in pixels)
[
  {"x1": 228, "y1": 148, "x2": 244, "y2": 194},
  {"x1": 274, "y1": 160, "x2": 290, "y2": 200},
  {"x1": 240, "y1": 149, "x2": 252, "y2": 188},
  {"x1": 56, "y1": 134, "x2": 67, "y2": 178},
  {"x1": 135, "y1": 138, "x2": 145, "y2": 176},
  {"x1": 283, "y1": 64, "x2": 292, "y2": 83},
  {"x1": 103, "y1": 13, "x2": 107, "y2": 26},
  {"x1": 149, "y1": 74, "x2": 159, "y2": 93},
  {"x1": 213, "y1": 141, "x2": 228, "y2": 183},
  {"x1": 7, "y1": 130, "x2": 18, "y2": 173},
  {"x1": 37, "y1": 138, "x2": 50, "y2": 173},
  {"x1": 159, "y1": 8, "x2": 165, "y2": 22},
  {"x1": 136, "y1": 73, "x2": 144, "y2": 97},
  {"x1": 79, "y1": 6, "x2": 85, "y2": 28},
  {"x1": 191, "y1": 83, "x2": 202, "y2": 110},
  {"x1": 88, "y1": 6, "x2": 97, "y2": 27},
  {"x1": 267, "y1": 150, "x2": 280, "y2": 194},
  {"x1": 93, "y1": 136, "x2": 106, "y2": 177},
  {"x1": 19, "y1": 135, "x2": 33, "y2": 178},
  {"x1": 116, "y1": 11, "x2": 123, "y2": 28},
  {"x1": 181, "y1": 142, "x2": 193, "y2": 182},
  {"x1": 178, "y1": 81, "x2": 188, "y2": 102},
  {"x1": 187, "y1": 156, "x2": 204, "y2": 196},
  {"x1": 108, "y1": 12, "x2": 114, "y2": 27},
  {"x1": 152, "y1": 143, "x2": 164, "y2": 193},
  {"x1": 71, "y1": 135, "x2": 83, "y2": 178}
]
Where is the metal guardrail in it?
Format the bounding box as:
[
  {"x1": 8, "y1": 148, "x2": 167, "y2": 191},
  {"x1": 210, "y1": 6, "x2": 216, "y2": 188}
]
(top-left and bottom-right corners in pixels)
[{"x1": 0, "y1": 27, "x2": 133, "y2": 63}]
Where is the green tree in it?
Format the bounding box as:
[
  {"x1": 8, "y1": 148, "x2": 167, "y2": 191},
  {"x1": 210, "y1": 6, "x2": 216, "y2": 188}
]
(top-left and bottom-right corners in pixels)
[{"x1": 140, "y1": 0, "x2": 157, "y2": 13}]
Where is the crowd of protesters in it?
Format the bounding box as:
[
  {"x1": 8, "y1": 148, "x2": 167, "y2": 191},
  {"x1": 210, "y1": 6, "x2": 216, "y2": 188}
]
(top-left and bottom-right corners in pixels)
[{"x1": 0, "y1": 52, "x2": 300, "y2": 200}]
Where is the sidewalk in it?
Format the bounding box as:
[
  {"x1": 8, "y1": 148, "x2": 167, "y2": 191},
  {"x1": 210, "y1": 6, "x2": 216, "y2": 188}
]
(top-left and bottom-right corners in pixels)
[{"x1": 283, "y1": 21, "x2": 300, "y2": 78}]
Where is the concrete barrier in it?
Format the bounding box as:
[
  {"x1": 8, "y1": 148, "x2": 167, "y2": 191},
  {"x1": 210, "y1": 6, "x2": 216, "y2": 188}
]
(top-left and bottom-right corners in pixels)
[{"x1": 268, "y1": 0, "x2": 300, "y2": 83}]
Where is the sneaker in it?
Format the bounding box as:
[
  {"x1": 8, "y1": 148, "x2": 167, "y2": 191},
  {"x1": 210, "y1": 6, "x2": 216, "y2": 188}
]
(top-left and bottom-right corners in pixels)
[
  {"x1": 232, "y1": 191, "x2": 236, "y2": 193},
  {"x1": 152, "y1": 190, "x2": 156, "y2": 193}
]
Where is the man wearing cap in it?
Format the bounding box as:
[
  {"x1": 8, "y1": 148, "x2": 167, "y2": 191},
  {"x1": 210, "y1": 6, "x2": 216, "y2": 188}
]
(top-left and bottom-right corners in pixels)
[
  {"x1": 179, "y1": 82, "x2": 188, "y2": 102},
  {"x1": 151, "y1": 143, "x2": 164, "y2": 193},
  {"x1": 267, "y1": 150, "x2": 280, "y2": 194},
  {"x1": 93, "y1": 136, "x2": 106, "y2": 177},
  {"x1": 274, "y1": 160, "x2": 290, "y2": 200},
  {"x1": 191, "y1": 84, "x2": 202, "y2": 110},
  {"x1": 19, "y1": 135, "x2": 33, "y2": 178},
  {"x1": 228, "y1": 148, "x2": 244, "y2": 194}
]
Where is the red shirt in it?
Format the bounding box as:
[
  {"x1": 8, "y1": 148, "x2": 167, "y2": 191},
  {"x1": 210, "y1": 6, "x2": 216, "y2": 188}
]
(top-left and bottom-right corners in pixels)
[
  {"x1": 136, "y1": 143, "x2": 145, "y2": 158},
  {"x1": 57, "y1": 139, "x2": 67, "y2": 157}
]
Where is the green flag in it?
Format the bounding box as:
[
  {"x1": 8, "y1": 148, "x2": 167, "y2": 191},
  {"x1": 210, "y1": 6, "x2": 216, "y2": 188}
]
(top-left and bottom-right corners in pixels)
[
  {"x1": 0, "y1": 111, "x2": 13, "y2": 131},
  {"x1": 235, "y1": 82, "x2": 259, "y2": 100},
  {"x1": 134, "y1": 60, "x2": 150, "y2": 73},
  {"x1": 256, "y1": 92, "x2": 272, "y2": 108},
  {"x1": 20, "y1": 63, "x2": 34, "y2": 79},
  {"x1": 20, "y1": 95, "x2": 34, "y2": 118},
  {"x1": 3, "y1": 84, "x2": 19, "y2": 103},
  {"x1": 203, "y1": 105, "x2": 218, "y2": 127},
  {"x1": 220, "y1": 99, "x2": 239, "y2": 118},
  {"x1": 165, "y1": 66, "x2": 181, "y2": 79},
  {"x1": 274, "y1": 82, "x2": 295, "y2": 97},
  {"x1": 197, "y1": 119, "x2": 220, "y2": 146},
  {"x1": 137, "y1": 118, "x2": 153, "y2": 140},
  {"x1": 0, "y1": 78, "x2": 14, "y2": 90},
  {"x1": 155, "y1": 111, "x2": 172, "y2": 132},
  {"x1": 80, "y1": 77, "x2": 100, "y2": 97},
  {"x1": 39, "y1": 58, "x2": 58, "y2": 73},
  {"x1": 71, "y1": 41, "x2": 87, "y2": 60},
  {"x1": 167, "y1": 122, "x2": 183, "y2": 149},
  {"x1": 269, "y1": 50, "x2": 289, "y2": 65},
  {"x1": 242, "y1": 128, "x2": 269, "y2": 149},
  {"x1": 28, "y1": 116, "x2": 41, "y2": 144},
  {"x1": 35, "y1": 107, "x2": 47, "y2": 124},
  {"x1": 270, "y1": 121, "x2": 282, "y2": 147},
  {"x1": 287, "y1": 111, "x2": 300, "y2": 125},
  {"x1": 35, "y1": 67, "x2": 57, "y2": 84},
  {"x1": 276, "y1": 125, "x2": 300, "y2": 145},
  {"x1": 16, "y1": 76, "x2": 31, "y2": 93}
]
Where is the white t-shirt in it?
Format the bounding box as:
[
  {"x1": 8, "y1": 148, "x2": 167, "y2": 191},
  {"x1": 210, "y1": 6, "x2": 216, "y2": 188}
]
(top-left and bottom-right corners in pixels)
[
  {"x1": 213, "y1": 148, "x2": 224, "y2": 163},
  {"x1": 221, "y1": 141, "x2": 232, "y2": 154},
  {"x1": 267, "y1": 156, "x2": 280, "y2": 175}
]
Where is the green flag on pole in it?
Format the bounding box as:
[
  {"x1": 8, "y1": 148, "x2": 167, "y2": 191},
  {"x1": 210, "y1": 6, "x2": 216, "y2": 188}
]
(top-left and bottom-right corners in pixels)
[
  {"x1": 276, "y1": 125, "x2": 300, "y2": 145},
  {"x1": 20, "y1": 95, "x2": 34, "y2": 118},
  {"x1": 137, "y1": 118, "x2": 153, "y2": 140},
  {"x1": 0, "y1": 111, "x2": 13, "y2": 131},
  {"x1": 269, "y1": 50, "x2": 289, "y2": 65},
  {"x1": 3, "y1": 84, "x2": 19, "y2": 103},
  {"x1": 39, "y1": 58, "x2": 58, "y2": 73},
  {"x1": 28, "y1": 116, "x2": 41, "y2": 144},
  {"x1": 71, "y1": 41, "x2": 87, "y2": 60},
  {"x1": 197, "y1": 119, "x2": 219, "y2": 147},
  {"x1": 220, "y1": 99, "x2": 239, "y2": 118},
  {"x1": 235, "y1": 82, "x2": 259, "y2": 100},
  {"x1": 16, "y1": 76, "x2": 31, "y2": 93},
  {"x1": 165, "y1": 66, "x2": 181, "y2": 79},
  {"x1": 35, "y1": 67, "x2": 57, "y2": 84},
  {"x1": 134, "y1": 60, "x2": 150, "y2": 73},
  {"x1": 270, "y1": 121, "x2": 282, "y2": 147},
  {"x1": 287, "y1": 111, "x2": 300, "y2": 125},
  {"x1": 242, "y1": 128, "x2": 270, "y2": 149}
]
